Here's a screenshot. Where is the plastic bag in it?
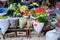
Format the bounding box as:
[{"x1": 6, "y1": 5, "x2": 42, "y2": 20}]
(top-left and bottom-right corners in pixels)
[
  {"x1": 0, "y1": 19, "x2": 9, "y2": 35},
  {"x1": 19, "y1": 18, "x2": 27, "y2": 28},
  {"x1": 46, "y1": 29, "x2": 60, "y2": 40},
  {"x1": 33, "y1": 21, "x2": 44, "y2": 34},
  {"x1": 9, "y1": 18, "x2": 19, "y2": 28},
  {"x1": 27, "y1": 19, "x2": 33, "y2": 28}
]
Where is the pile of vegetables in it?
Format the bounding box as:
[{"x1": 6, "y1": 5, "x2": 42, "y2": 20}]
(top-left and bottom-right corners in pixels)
[
  {"x1": 30, "y1": 8, "x2": 48, "y2": 26},
  {"x1": 30, "y1": 10, "x2": 37, "y2": 17},
  {"x1": 35, "y1": 7, "x2": 46, "y2": 14},
  {"x1": 0, "y1": 16, "x2": 8, "y2": 19},
  {"x1": 19, "y1": 5, "x2": 28, "y2": 12},
  {"x1": 13, "y1": 11, "x2": 21, "y2": 17},
  {"x1": 7, "y1": 3, "x2": 21, "y2": 17},
  {"x1": 24, "y1": 10, "x2": 30, "y2": 16},
  {"x1": 38, "y1": 12, "x2": 48, "y2": 26},
  {"x1": 8, "y1": 3, "x2": 19, "y2": 10}
]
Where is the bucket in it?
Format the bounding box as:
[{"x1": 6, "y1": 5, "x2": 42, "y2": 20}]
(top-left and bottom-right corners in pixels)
[
  {"x1": 0, "y1": 19, "x2": 9, "y2": 34},
  {"x1": 9, "y1": 18, "x2": 19, "y2": 28}
]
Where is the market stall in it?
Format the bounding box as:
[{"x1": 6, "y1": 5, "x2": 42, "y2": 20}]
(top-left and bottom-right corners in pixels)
[{"x1": 0, "y1": 0, "x2": 60, "y2": 40}]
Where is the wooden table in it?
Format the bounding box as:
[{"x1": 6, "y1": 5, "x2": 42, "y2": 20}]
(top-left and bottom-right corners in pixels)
[
  {"x1": 29, "y1": 26, "x2": 55, "y2": 37},
  {"x1": 3, "y1": 26, "x2": 55, "y2": 38},
  {"x1": 3, "y1": 27, "x2": 29, "y2": 38}
]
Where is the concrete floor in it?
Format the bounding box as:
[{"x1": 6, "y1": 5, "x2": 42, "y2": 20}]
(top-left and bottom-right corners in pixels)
[
  {"x1": 0, "y1": 36, "x2": 46, "y2": 40},
  {"x1": 0, "y1": 34, "x2": 46, "y2": 40}
]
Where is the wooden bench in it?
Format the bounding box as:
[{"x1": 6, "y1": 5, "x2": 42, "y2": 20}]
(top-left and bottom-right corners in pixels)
[{"x1": 3, "y1": 27, "x2": 29, "y2": 39}]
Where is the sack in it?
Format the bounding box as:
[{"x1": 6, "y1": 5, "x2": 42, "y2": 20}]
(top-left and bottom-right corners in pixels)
[
  {"x1": 0, "y1": 19, "x2": 9, "y2": 34},
  {"x1": 19, "y1": 18, "x2": 27, "y2": 28},
  {"x1": 9, "y1": 18, "x2": 19, "y2": 28},
  {"x1": 33, "y1": 21, "x2": 44, "y2": 34},
  {"x1": 27, "y1": 19, "x2": 33, "y2": 28},
  {"x1": 46, "y1": 29, "x2": 60, "y2": 40}
]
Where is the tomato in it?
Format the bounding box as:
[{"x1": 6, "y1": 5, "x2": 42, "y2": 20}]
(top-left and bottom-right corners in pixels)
[
  {"x1": 24, "y1": 11, "x2": 30, "y2": 16},
  {"x1": 35, "y1": 8, "x2": 45, "y2": 14}
]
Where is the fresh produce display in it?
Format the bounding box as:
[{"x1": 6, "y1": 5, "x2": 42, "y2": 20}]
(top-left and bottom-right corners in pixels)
[
  {"x1": 38, "y1": 17, "x2": 48, "y2": 26},
  {"x1": 0, "y1": 16, "x2": 8, "y2": 19},
  {"x1": 0, "y1": 1, "x2": 56, "y2": 28},
  {"x1": 0, "y1": 0, "x2": 58, "y2": 36},
  {"x1": 19, "y1": 5, "x2": 28, "y2": 12},
  {"x1": 30, "y1": 10, "x2": 37, "y2": 17},
  {"x1": 8, "y1": 3, "x2": 19, "y2": 10},
  {"x1": 38, "y1": 12, "x2": 47, "y2": 18},
  {"x1": 30, "y1": 9, "x2": 48, "y2": 26},
  {"x1": 35, "y1": 8, "x2": 45, "y2": 14},
  {"x1": 24, "y1": 11, "x2": 30, "y2": 16},
  {"x1": 7, "y1": 9, "x2": 15, "y2": 16},
  {"x1": 38, "y1": 12, "x2": 48, "y2": 26},
  {"x1": 7, "y1": 3, "x2": 21, "y2": 17},
  {"x1": 13, "y1": 11, "x2": 21, "y2": 17}
]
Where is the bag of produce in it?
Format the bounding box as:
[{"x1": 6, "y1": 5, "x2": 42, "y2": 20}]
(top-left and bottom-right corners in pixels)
[
  {"x1": 0, "y1": 16, "x2": 9, "y2": 35},
  {"x1": 27, "y1": 19, "x2": 33, "y2": 28},
  {"x1": 19, "y1": 18, "x2": 27, "y2": 28},
  {"x1": 46, "y1": 29, "x2": 60, "y2": 40},
  {"x1": 9, "y1": 17, "x2": 19, "y2": 28},
  {"x1": 19, "y1": 5, "x2": 28, "y2": 12},
  {"x1": 33, "y1": 21, "x2": 44, "y2": 34}
]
